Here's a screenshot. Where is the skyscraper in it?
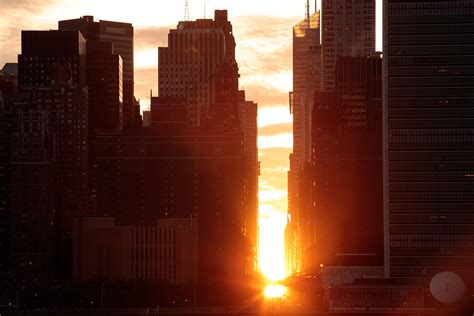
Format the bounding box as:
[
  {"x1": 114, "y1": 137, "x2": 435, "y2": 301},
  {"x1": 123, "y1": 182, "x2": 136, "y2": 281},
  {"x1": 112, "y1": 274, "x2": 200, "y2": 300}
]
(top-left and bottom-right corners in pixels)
[
  {"x1": 158, "y1": 10, "x2": 237, "y2": 126},
  {"x1": 321, "y1": 0, "x2": 376, "y2": 92},
  {"x1": 238, "y1": 90, "x2": 259, "y2": 273},
  {"x1": 59, "y1": 16, "x2": 136, "y2": 128},
  {"x1": 288, "y1": 6, "x2": 321, "y2": 274},
  {"x1": 9, "y1": 107, "x2": 55, "y2": 287},
  {"x1": 384, "y1": 0, "x2": 474, "y2": 292},
  {"x1": 18, "y1": 30, "x2": 89, "y2": 278},
  {"x1": 83, "y1": 41, "x2": 123, "y2": 132},
  {"x1": 310, "y1": 55, "x2": 383, "y2": 271}
]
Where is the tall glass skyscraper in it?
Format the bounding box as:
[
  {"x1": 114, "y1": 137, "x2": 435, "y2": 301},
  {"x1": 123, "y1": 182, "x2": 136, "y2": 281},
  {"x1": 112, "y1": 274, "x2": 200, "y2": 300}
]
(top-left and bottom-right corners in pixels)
[{"x1": 384, "y1": 0, "x2": 474, "y2": 290}]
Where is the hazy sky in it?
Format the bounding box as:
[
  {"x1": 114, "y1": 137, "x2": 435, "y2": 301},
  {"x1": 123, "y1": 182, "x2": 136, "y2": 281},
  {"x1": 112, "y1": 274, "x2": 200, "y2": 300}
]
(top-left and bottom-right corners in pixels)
[{"x1": 0, "y1": 0, "x2": 382, "y2": 231}]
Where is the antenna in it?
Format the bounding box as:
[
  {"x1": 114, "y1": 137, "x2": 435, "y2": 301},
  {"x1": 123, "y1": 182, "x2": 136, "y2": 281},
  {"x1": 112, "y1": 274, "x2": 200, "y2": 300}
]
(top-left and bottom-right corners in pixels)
[
  {"x1": 185, "y1": 0, "x2": 190, "y2": 21},
  {"x1": 305, "y1": 0, "x2": 310, "y2": 20}
]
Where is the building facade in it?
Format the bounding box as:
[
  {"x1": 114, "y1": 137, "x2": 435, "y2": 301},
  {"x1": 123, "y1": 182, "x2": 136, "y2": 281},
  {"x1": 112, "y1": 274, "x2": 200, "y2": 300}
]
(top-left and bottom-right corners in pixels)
[
  {"x1": 73, "y1": 217, "x2": 198, "y2": 284},
  {"x1": 18, "y1": 30, "x2": 89, "y2": 278},
  {"x1": 238, "y1": 91, "x2": 259, "y2": 273},
  {"x1": 383, "y1": 0, "x2": 474, "y2": 292},
  {"x1": 321, "y1": 0, "x2": 376, "y2": 92},
  {"x1": 309, "y1": 55, "x2": 383, "y2": 271},
  {"x1": 59, "y1": 16, "x2": 137, "y2": 128},
  {"x1": 9, "y1": 108, "x2": 55, "y2": 287},
  {"x1": 288, "y1": 10, "x2": 322, "y2": 273},
  {"x1": 158, "y1": 10, "x2": 237, "y2": 126}
]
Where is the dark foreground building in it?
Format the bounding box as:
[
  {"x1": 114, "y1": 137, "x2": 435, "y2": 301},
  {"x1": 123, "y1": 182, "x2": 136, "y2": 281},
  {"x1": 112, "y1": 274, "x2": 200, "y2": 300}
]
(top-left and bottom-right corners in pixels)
[
  {"x1": 308, "y1": 55, "x2": 383, "y2": 271},
  {"x1": 384, "y1": 0, "x2": 474, "y2": 300}
]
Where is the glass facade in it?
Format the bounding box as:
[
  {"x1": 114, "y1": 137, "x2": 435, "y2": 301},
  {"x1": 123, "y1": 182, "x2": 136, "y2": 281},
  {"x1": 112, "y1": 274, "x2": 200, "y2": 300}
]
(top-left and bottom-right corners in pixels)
[{"x1": 384, "y1": 0, "x2": 474, "y2": 287}]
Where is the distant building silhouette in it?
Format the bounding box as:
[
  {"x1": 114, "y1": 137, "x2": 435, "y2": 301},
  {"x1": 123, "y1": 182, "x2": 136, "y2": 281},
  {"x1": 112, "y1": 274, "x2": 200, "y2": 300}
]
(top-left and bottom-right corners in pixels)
[
  {"x1": 383, "y1": 0, "x2": 474, "y2": 295},
  {"x1": 59, "y1": 16, "x2": 138, "y2": 129},
  {"x1": 85, "y1": 41, "x2": 123, "y2": 132},
  {"x1": 158, "y1": 10, "x2": 237, "y2": 126}
]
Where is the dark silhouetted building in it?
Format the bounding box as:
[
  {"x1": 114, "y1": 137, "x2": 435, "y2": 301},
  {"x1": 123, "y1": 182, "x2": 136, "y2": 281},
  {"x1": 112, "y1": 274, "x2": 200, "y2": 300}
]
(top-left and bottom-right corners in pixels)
[
  {"x1": 0, "y1": 63, "x2": 18, "y2": 275},
  {"x1": 59, "y1": 16, "x2": 137, "y2": 128},
  {"x1": 95, "y1": 100, "x2": 247, "y2": 283},
  {"x1": 383, "y1": 0, "x2": 474, "y2": 293},
  {"x1": 85, "y1": 41, "x2": 123, "y2": 132},
  {"x1": 158, "y1": 10, "x2": 237, "y2": 126},
  {"x1": 309, "y1": 55, "x2": 383, "y2": 271},
  {"x1": 238, "y1": 91, "x2": 259, "y2": 273},
  {"x1": 9, "y1": 108, "x2": 55, "y2": 288},
  {"x1": 73, "y1": 217, "x2": 198, "y2": 284},
  {"x1": 0, "y1": 63, "x2": 18, "y2": 100},
  {"x1": 18, "y1": 31, "x2": 86, "y2": 88},
  {"x1": 17, "y1": 30, "x2": 89, "y2": 279}
]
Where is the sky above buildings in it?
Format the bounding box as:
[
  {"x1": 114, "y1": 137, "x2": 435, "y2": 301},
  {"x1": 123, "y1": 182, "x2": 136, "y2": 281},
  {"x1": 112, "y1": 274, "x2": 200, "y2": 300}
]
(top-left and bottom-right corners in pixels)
[{"x1": 0, "y1": 0, "x2": 382, "y2": 276}]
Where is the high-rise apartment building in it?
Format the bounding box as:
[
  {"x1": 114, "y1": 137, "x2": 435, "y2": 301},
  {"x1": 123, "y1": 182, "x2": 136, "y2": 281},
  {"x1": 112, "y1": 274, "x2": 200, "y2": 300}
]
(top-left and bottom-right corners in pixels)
[
  {"x1": 158, "y1": 10, "x2": 237, "y2": 126},
  {"x1": 59, "y1": 16, "x2": 135, "y2": 127},
  {"x1": 321, "y1": 0, "x2": 376, "y2": 91},
  {"x1": 384, "y1": 0, "x2": 474, "y2": 292}
]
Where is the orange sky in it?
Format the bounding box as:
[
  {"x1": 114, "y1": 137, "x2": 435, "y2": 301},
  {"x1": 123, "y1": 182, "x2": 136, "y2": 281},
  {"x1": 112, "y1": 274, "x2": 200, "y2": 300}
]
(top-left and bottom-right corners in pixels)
[{"x1": 0, "y1": 0, "x2": 382, "y2": 277}]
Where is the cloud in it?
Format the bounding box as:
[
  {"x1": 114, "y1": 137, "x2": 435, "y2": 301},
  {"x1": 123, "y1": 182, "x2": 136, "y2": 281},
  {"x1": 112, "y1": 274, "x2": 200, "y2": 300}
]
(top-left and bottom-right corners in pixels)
[
  {"x1": 259, "y1": 133, "x2": 292, "y2": 149},
  {"x1": 258, "y1": 105, "x2": 292, "y2": 127},
  {"x1": 0, "y1": 0, "x2": 58, "y2": 63},
  {"x1": 259, "y1": 189, "x2": 287, "y2": 203},
  {"x1": 135, "y1": 26, "x2": 170, "y2": 50},
  {"x1": 259, "y1": 123, "x2": 292, "y2": 137},
  {"x1": 242, "y1": 85, "x2": 289, "y2": 108},
  {"x1": 233, "y1": 15, "x2": 293, "y2": 108}
]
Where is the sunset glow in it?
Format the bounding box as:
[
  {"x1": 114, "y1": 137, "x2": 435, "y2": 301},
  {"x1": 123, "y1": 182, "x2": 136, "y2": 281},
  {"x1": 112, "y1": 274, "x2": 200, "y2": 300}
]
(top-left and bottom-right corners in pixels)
[
  {"x1": 258, "y1": 205, "x2": 287, "y2": 281},
  {"x1": 264, "y1": 284, "x2": 287, "y2": 298},
  {"x1": 0, "y1": 0, "x2": 386, "y2": 285}
]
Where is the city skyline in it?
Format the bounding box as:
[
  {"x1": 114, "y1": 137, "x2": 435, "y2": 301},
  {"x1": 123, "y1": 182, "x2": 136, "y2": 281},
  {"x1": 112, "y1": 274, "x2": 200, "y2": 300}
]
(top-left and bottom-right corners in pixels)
[
  {"x1": 0, "y1": 0, "x2": 383, "y2": 230},
  {"x1": 1, "y1": 0, "x2": 473, "y2": 312}
]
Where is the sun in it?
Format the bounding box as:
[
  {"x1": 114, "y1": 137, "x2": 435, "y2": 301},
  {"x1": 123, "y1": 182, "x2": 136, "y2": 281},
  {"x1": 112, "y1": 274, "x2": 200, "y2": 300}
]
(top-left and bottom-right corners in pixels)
[{"x1": 264, "y1": 284, "x2": 287, "y2": 299}]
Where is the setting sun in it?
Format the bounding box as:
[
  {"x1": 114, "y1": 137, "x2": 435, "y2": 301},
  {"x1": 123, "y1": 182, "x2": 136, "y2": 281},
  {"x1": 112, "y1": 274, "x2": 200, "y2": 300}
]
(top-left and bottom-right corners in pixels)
[{"x1": 264, "y1": 284, "x2": 287, "y2": 299}]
